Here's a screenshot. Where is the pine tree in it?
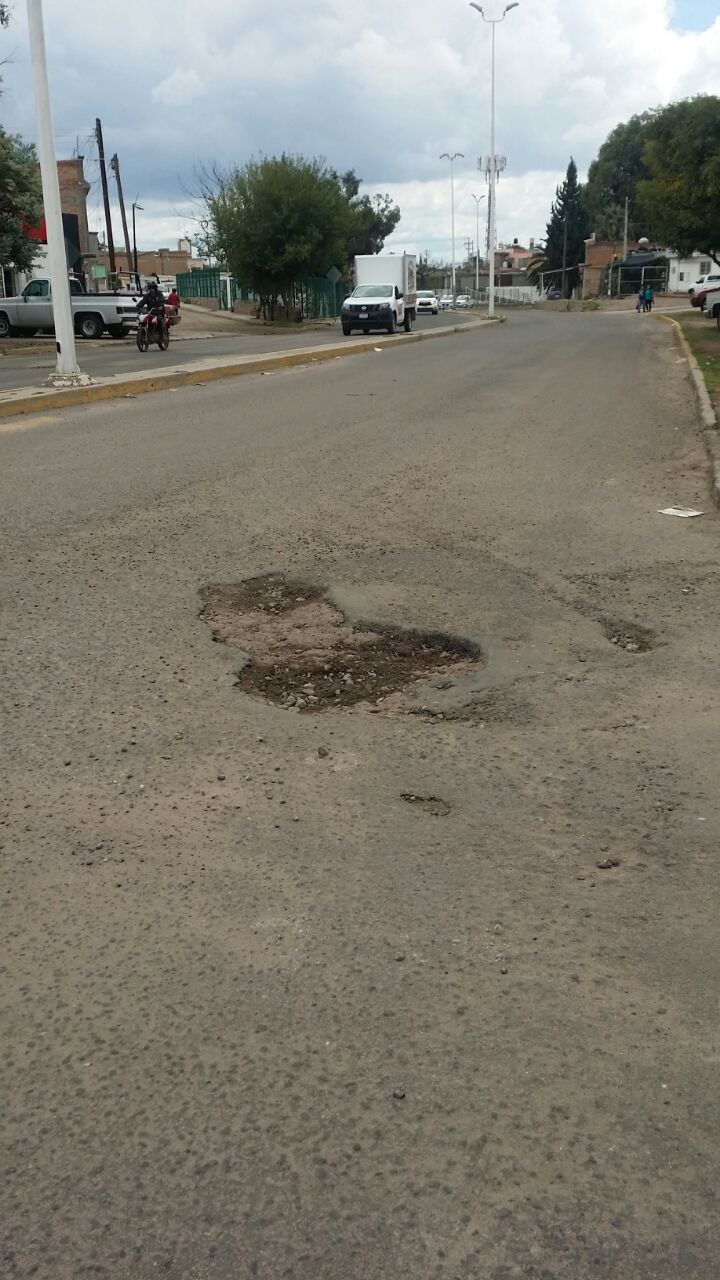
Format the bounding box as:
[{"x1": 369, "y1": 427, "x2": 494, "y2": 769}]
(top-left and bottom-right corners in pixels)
[{"x1": 543, "y1": 158, "x2": 589, "y2": 298}]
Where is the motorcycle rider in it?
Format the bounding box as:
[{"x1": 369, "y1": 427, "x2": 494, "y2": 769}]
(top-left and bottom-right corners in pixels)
[{"x1": 136, "y1": 280, "x2": 167, "y2": 337}]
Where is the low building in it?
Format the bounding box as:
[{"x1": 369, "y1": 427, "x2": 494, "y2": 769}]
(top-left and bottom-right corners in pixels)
[
  {"x1": 666, "y1": 252, "x2": 718, "y2": 293},
  {"x1": 93, "y1": 240, "x2": 207, "y2": 285},
  {"x1": 2, "y1": 156, "x2": 96, "y2": 295},
  {"x1": 581, "y1": 237, "x2": 641, "y2": 297}
]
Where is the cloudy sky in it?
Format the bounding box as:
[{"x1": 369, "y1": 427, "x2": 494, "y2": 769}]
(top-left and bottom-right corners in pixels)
[{"x1": 1, "y1": 0, "x2": 719, "y2": 262}]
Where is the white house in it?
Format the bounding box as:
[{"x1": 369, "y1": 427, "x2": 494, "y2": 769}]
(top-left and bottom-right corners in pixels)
[{"x1": 666, "y1": 251, "x2": 719, "y2": 293}]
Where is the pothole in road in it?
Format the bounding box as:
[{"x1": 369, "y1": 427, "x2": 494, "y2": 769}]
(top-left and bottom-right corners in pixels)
[
  {"x1": 199, "y1": 574, "x2": 482, "y2": 711},
  {"x1": 401, "y1": 793, "x2": 452, "y2": 817},
  {"x1": 602, "y1": 620, "x2": 655, "y2": 653}
]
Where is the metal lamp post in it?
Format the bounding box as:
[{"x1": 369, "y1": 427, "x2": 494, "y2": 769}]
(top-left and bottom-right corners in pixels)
[
  {"x1": 440, "y1": 152, "x2": 464, "y2": 298},
  {"x1": 470, "y1": 2, "x2": 519, "y2": 318},
  {"x1": 26, "y1": 0, "x2": 88, "y2": 385},
  {"x1": 132, "y1": 201, "x2": 143, "y2": 280},
  {"x1": 471, "y1": 192, "x2": 486, "y2": 294}
]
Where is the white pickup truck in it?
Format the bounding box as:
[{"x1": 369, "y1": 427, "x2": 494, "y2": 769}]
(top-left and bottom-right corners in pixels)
[
  {"x1": 0, "y1": 276, "x2": 142, "y2": 340},
  {"x1": 342, "y1": 253, "x2": 417, "y2": 335}
]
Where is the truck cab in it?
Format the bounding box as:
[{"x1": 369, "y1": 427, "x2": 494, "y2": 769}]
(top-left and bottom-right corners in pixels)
[{"x1": 342, "y1": 283, "x2": 406, "y2": 335}]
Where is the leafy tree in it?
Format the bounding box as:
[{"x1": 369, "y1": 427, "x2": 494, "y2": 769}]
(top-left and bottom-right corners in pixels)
[
  {"x1": 0, "y1": 4, "x2": 10, "y2": 27},
  {"x1": 332, "y1": 169, "x2": 401, "y2": 262},
  {"x1": 204, "y1": 154, "x2": 352, "y2": 319},
  {"x1": 638, "y1": 95, "x2": 720, "y2": 265},
  {"x1": 0, "y1": 128, "x2": 43, "y2": 274},
  {"x1": 584, "y1": 113, "x2": 653, "y2": 238},
  {"x1": 542, "y1": 158, "x2": 589, "y2": 297}
]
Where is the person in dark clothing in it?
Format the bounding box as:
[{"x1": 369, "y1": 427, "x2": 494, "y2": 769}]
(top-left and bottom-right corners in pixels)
[
  {"x1": 137, "y1": 281, "x2": 166, "y2": 319},
  {"x1": 644, "y1": 284, "x2": 654, "y2": 312}
]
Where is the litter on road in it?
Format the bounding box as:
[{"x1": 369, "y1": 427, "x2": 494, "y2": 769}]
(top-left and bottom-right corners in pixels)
[{"x1": 658, "y1": 506, "x2": 704, "y2": 518}]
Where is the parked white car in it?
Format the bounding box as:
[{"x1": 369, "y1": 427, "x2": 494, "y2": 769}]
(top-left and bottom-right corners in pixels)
[
  {"x1": 688, "y1": 272, "x2": 720, "y2": 296},
  {"x1": 417, "y1": 289, "x2": 439, "y2": 315},
  {"x1": 702, "y1": 286, "x2": 720, "y2": 320}
]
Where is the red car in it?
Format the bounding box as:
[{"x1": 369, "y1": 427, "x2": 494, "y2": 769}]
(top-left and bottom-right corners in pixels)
[{"x1": 691, "y1": 284, "x2": 720, "y2": 313}]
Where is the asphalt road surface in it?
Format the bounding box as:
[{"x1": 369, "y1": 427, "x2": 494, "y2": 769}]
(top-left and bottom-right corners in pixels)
[
  {"x1": 0, "y1": 311, "x2": 458, "y2": 391},
  {"x1": 2, "y1": 311, "x2": 719, "y2": 1279}
]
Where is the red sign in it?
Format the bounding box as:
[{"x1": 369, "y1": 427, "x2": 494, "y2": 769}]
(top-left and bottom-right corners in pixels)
[{"x1": 23, "y1": 218, "x2": 48, "y2": 242}]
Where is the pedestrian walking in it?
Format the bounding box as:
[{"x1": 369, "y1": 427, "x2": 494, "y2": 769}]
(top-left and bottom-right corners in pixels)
[
  {"x1": 644, "y1": 284, "x2": 654, "y2": 312},
  {"x1": 636, "y1": 287, "x2": 644, "y2": 313}
]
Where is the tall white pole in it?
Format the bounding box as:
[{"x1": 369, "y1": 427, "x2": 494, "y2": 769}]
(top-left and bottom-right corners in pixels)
[
  {"x1": 441, "y1": 152, "x2": 464, "y2": 299},
  {"x1": 472, "y1": 194, "x2": 485, "y2": 294},
  {"x1": 450, "y1": 159, "x2": 457, "y2": 297},
  {"x1": 488, "y1": 21, "x2": 497, "y2": 318},
  {"x1": 471, "y1": 195, "x2": 476, "y2": 291},
  {"x1": 26, "y1": 0, "x2": 87, "y2": 385},
  {"x1": 471, "y1": 4, "x2": 519, "y2": 318}
]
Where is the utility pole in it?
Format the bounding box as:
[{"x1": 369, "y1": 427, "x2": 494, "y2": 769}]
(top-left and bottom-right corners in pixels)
[
  {"x1": 561, "y1": 212, "x2": 569, "y2": 299},
  {"x1": 95, "y1": 118, "x2": 116, "y2": 275},
  {"x1": 110, "y1": 154, "x2": 133, "y2": 279},
  {"x1": 26, "y1": 0, "x2": 86, "y2": 385},
  {"x1": 622, "y1": 195, "x2": 629, "y2": 263}
]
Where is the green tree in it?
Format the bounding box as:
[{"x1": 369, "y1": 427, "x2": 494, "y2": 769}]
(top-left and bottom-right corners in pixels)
[
  {"x1": 332, "y1": 169, "x2": 401, "y2": 261},
  {"x1": 638, "y1": 95, "x2": 720, "y2": 265},
  {"x1": 584, "y1": 113, "x2": 653, "y2": 238},
  {"x1": 204, "y1": 154, "x2": 352, "y2": 319},
  {"x1": 0, "y1": 128, "x2": 43, "y2": 274},
  {"x1": 542, "y1": 158, "x2": 589, "y2": 297}
]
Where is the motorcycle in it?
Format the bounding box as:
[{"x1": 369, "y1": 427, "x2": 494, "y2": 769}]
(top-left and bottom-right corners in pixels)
[{"x1": 137, "y1": 307, "x2": 170, "y2": 352}]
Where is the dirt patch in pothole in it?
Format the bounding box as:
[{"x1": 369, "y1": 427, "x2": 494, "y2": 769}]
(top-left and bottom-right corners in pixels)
[
  {"x1": 602, "y1": 619, "x2": 655, "y2": 653},
  {"x1": 199, "y1": 575, "x2": 482, "y2": 711},
  {"x1": 400, "y1": 793, "x2": 452, "y2": 817}
]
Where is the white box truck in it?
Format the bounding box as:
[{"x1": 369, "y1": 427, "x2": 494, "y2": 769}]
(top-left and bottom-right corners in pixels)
[{"x1": 341, "y1": 253, "x2": 417, "y2": 336}]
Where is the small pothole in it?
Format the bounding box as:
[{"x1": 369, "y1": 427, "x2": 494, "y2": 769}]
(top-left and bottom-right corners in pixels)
[
  {"x1": 602, "y1": 620, "x2": 655, "y2": 653},
  {"x1": 401, "y1": 793, "x2": 452, "y2": 817},
  {"x1": 200, "y1": 575, "x2": 482, "y2": 711}
]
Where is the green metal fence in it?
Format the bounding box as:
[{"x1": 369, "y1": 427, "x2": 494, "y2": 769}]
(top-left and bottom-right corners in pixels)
[
  {"x1": 296, "y1": 278, "x2": 351, "y2": 319},
  {"x1": 176, "y1": 269, "x2": 241, "y2": 311},
  {"x1": 176, "y1": 269, "x2": 350, "y2": 319},
  {"x1": 176, "y1": 268, "x2": 221, "y2": 300}
]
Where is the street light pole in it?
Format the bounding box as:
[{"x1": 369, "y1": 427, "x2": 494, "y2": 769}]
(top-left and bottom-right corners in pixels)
[
  {"x1": 470, "y1": 2, "x2": 519, "y2": 318},
  {"x1": 132, "y1": 201, "x2": 143, "y2": 280},
  {"x1": 471, "y1": 193, "x2": 486, "y2": 294},
  {"x1": 26, "y1": 0, "x2": 87, "y2": 385},
  {"x1": 440, "y1": 152, "x2": 464, "y2": 298}
]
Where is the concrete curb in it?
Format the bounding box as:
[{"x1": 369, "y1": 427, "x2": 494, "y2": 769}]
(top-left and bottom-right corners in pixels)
[
  {"x1": 658, "y1": 313, "x2": 720, "y2": 508},
  {"x1": 0, "y1": 319, "x2": 492, "y2": 424}
]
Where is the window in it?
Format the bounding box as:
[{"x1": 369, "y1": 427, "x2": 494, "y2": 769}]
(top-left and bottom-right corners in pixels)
[
  {"x1": 679, "y1": 272, "x2": 685, "y2": 282},
  {"x1": 700, "y1": 260, "x2": 711, "y2": 274},
  {"x1": 24, "y1": 279, "x2": 49, "y2": 298}
]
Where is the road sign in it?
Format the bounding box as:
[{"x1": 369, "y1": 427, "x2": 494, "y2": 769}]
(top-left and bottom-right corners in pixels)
[{"x1": 326, "y1": 266, "x2": 342, "y2": 284}]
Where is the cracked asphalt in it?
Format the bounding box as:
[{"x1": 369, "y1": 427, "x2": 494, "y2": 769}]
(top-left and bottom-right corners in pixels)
[{"x1": 1, "y1": 310, "x2": 719, "y2": 1279}]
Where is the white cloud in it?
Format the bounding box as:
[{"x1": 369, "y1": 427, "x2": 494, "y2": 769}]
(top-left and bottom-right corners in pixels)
[
  {"x1": 151, "y1": 68, "x2": 208, "y2": 108},
  {"x1": 1, "y1": 0, "x2": 718, "y2": 254}
]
